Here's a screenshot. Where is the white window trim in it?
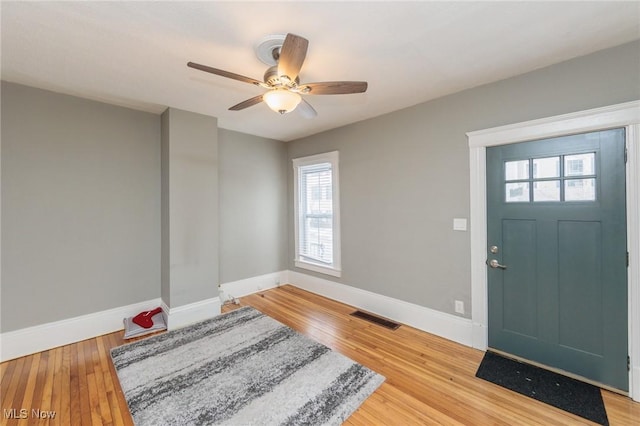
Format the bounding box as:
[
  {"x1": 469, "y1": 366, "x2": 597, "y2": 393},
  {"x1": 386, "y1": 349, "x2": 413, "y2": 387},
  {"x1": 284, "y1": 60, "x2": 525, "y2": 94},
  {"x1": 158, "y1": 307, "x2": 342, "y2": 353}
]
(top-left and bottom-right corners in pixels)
[
  {"x1": 293, "y1": 151, "x2": 342, "y2": 278},
  {"x1": 467, "y1": 100, "x2": 640, "y2": 400}
]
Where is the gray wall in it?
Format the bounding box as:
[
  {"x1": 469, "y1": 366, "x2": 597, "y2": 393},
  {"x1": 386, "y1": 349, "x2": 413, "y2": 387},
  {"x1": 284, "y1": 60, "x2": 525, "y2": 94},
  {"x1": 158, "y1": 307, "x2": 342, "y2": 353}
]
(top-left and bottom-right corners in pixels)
[
  {"x1": 161, "y1": 108, "x2": 218, "y2": 308},
  {"x1": 0, "y1": 84, "x2": 288, "y2": 332},
  {"x1": 287, "y1": 40, "x2": 640, "y2": 318},
  {"x1": 2, "y1": 40, "x2": 637, "y2": 332},
  {"x1": 219, "y1": 129, "x2": 288, "y2": 284},
  {"x1": 1, "y1": 82, "x2": 161, "y2": 332}
]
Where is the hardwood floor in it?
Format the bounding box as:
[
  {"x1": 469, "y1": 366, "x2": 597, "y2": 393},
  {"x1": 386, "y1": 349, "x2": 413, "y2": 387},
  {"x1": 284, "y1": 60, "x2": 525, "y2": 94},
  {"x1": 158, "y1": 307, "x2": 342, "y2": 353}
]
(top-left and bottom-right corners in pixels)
[{"x1": 2, "y1": 284, "x2": 639, "y2": 425}]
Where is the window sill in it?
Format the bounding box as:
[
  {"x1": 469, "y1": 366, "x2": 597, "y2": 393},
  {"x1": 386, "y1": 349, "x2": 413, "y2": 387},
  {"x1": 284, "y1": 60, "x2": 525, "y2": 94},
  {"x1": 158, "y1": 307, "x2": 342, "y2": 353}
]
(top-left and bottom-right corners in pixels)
[{"x1": 294, "y1": 260, "x2": 342, "y2": 278}]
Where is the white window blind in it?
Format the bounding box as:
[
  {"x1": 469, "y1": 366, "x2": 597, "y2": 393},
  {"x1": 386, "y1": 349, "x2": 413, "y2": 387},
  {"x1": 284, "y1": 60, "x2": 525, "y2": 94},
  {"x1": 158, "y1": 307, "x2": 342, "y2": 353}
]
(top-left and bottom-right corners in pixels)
[
  {"x1": 299, "y1": 163, "x2": 333, "y2": 264},
  {"x1": 293, "y1": 151, "x2": 341, "y2": 277}
]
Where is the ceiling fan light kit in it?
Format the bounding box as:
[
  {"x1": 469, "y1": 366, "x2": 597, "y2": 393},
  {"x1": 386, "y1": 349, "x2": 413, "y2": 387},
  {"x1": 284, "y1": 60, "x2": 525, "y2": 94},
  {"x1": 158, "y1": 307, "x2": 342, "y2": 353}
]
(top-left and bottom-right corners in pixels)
[
  {"x1": 263, "y1": 89, "x2": 301, "y2": 114},
  {"x1": 188, "y1": 33, "x2": 368, "y2": 118}
]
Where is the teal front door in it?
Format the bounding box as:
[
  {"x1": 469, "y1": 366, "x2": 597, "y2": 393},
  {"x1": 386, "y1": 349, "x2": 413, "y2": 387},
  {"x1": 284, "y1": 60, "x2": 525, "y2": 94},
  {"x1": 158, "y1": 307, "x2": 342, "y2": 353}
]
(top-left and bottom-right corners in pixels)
[{"x1": 486, "y1": 128, "x2": 628, "y2": 391}]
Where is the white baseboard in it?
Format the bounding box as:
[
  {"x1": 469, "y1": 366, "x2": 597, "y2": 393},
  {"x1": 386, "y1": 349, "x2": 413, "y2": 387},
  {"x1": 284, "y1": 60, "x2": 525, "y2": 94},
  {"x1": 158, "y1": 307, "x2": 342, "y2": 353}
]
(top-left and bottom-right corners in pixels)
[
  {"x1": 288, "y1": 271, "x2": 474, "y2": 347},
  {"x1": 0, "y1": 270, "x2": 472, "y2": 362},
  {"x1": 472, "y1": 322, "x2": 488, "y2": 350},
  {"x1": 0, "y1": 298, "x2": 162, "y2": 362},
  {"x1": 219, "y1": 271, "x2": 288, "y2": 302},
  {"x1": 161, "y1": 297, "x2": 220, "y2": 331},
  {"x1": 633, "y1": 365, "x2": 640, "y2": 402}
]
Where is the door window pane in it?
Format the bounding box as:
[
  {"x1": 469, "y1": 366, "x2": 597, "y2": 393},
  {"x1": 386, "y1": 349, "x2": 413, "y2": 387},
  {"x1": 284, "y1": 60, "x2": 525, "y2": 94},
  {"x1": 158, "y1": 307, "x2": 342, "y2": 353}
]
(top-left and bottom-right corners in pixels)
[
  {"x1": 565, "y1": 178, "x2": 596, "y2": 201},
  {"x1": 506, "y1": 182, "x2": 530, "y2": 202},
  {"x1": 565, "y1": 153, "x2": 595, "y2": 177},
  {"x1": 533, "y1": 180, "x2": 560, "y2": 202},
  {"x1": 505, "y1": 160, "x2": 529, "y2": 180},
  {"x1": 533, "y1": 157, "x2": 560, "y2": 179},
  {"x1": 504, "y1": 153, "x2": 597, "y2": 203}
]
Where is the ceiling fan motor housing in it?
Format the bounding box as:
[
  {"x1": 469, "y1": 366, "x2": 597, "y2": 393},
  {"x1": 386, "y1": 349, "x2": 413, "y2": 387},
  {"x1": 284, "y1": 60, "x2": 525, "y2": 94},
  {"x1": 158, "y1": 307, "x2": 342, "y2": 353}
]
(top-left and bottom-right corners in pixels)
[
  {"x1": 263, "y1": 66, "x2": 280, "y2": 86},
  {"x1": 263, "y1": 66, "x2": 299, "y2": 88}
]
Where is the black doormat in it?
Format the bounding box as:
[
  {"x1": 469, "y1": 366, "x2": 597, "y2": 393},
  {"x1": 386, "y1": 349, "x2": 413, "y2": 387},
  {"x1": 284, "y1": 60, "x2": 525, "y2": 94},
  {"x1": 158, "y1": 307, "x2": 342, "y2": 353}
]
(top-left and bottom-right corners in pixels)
[{"x1": 476, "y1": 351, "x2": 608, "y2": 425}]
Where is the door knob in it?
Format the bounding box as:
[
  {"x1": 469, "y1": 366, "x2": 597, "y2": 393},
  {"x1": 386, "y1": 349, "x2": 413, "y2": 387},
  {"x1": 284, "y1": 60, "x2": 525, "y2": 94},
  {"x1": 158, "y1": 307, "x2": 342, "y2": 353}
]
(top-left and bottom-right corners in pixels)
[{"x1": 487, "y1": 259, "x2": 507, "y2": 269}]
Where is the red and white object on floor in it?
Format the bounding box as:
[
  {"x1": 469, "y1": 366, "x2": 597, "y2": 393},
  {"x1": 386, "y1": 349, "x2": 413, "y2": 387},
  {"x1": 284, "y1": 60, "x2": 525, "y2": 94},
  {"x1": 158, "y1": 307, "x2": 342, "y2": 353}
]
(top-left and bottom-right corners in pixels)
[
  {"x1": 132, "y1": 307, "x2": 163, "y2": 328},
  {"x1": 123, "y1": 307, "x2": 166, "y2": 339}
]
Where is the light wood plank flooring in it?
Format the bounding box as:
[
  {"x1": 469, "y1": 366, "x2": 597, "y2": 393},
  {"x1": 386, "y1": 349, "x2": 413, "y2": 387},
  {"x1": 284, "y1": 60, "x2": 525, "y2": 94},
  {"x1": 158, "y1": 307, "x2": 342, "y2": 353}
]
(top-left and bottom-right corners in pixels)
[{"x1": 2, "y1": 285, "x2": 639, "y2": 425}]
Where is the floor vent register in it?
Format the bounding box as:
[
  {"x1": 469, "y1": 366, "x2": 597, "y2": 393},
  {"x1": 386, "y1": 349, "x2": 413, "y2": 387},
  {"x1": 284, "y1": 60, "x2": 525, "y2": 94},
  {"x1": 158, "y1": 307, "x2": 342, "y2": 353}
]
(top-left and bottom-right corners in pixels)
[{"x1": 350, "y1": 310, "x2": 401, "y2": 330}]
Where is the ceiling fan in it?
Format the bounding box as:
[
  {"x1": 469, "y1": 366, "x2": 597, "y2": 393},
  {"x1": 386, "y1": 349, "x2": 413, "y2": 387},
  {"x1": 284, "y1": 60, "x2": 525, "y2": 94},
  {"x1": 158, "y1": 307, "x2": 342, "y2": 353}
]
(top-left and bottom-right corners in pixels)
[{"x1": 187, "y1": 33, "x2": 368, "y2": 118}]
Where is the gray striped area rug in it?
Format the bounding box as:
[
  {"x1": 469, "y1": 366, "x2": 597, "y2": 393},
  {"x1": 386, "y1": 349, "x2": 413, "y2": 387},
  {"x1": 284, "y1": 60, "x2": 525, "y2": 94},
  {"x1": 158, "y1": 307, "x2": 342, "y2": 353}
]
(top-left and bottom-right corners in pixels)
[{"x1": 111, "y1": 306, "x2": 385, "y2": 425}]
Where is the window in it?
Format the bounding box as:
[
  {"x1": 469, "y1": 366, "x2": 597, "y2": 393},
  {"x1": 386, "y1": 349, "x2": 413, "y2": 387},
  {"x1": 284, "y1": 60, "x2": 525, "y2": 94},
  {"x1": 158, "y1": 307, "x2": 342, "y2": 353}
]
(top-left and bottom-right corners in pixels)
[
  {"x1": 504, "y1": 152, "x2": 596, "y2": 203},
  {"x1": 293, "y1": 151, "x2": 341, "y2": 277}
]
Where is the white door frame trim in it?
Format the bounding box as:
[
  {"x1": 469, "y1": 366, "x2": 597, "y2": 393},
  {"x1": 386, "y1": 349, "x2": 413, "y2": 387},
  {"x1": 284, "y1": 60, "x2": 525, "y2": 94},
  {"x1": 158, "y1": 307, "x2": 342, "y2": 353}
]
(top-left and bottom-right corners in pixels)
[{"x1": 467, "y1": 100, "x2": 640, "y2": 400}]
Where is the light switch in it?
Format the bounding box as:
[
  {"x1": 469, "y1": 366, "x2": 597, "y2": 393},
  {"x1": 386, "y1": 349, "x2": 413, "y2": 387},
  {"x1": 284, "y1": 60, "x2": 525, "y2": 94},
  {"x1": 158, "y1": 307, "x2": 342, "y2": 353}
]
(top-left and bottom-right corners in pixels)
[{"x1": 453, "y1": 218, "x2": 467, "y2": 231}]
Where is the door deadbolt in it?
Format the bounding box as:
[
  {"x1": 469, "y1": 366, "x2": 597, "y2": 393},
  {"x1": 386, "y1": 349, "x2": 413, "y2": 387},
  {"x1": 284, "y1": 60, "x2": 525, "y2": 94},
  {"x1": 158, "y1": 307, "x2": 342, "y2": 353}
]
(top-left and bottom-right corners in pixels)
[{"x1": 490, "y1": 245, "x2": 499, "y2": 254}]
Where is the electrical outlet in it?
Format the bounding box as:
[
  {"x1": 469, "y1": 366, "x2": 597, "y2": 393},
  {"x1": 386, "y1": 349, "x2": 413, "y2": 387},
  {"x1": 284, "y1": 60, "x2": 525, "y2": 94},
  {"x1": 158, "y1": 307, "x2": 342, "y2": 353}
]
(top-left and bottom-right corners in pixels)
[{"x1": 455, "y1": 300, "x2": 465, "y2": 314}]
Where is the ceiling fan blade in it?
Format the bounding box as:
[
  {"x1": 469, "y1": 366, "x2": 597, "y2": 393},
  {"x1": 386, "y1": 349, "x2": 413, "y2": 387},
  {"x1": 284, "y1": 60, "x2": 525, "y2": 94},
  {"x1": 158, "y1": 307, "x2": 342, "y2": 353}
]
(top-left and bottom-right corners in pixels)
[
  {"x1": 229, "y1": 95, "x2": 264, "y2": 111},
  {"x1": 301, "y1": 81, "x2": 368, "y2": 95},
  {"x1": 277, "y1": 33, "x2": 308, "y2": 82},
  {"x1": 187, "y1": 62, "x2": 263, "y2": 86},
  {"x1": 297, "y1": 99, "x2": 317, "y2": 119}
]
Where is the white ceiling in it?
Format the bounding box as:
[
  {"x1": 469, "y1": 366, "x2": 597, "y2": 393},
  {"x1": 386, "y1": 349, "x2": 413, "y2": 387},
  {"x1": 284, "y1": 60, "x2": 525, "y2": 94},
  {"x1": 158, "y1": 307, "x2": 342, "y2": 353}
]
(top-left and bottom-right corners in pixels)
[{"x1": 2, "y1": 1, "x2": 639, "y2": 141}]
